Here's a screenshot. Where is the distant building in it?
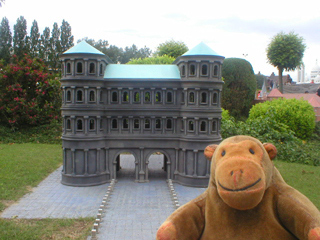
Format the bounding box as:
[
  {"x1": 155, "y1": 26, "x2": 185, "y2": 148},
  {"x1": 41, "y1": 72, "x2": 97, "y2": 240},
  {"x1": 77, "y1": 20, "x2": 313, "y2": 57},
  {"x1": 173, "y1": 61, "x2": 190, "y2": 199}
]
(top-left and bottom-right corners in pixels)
[
  {"x1": 267, "y1": 72, "x2": 293, "y2": 90},
  {"x1": 311, "y1": 60, "x2": 320, "y2": 83},
  {"x1": 297, "y1": 63, "x2": 305, "y2": 83},
  {"x1": 59, "y1": 41, "x2": 225, "y2": 187}
]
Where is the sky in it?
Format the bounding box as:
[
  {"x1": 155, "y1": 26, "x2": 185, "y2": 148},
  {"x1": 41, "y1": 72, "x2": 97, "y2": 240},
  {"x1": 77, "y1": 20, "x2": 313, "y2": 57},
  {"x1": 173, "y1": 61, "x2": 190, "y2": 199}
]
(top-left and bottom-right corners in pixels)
[{"x1": 1, "y1": 0, "x2": 320, "y2": 82}]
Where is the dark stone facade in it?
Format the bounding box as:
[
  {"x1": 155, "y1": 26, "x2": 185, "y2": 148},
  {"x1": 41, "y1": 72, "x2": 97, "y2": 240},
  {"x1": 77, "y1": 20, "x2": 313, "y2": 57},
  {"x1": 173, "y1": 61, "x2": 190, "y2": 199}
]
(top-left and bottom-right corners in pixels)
[{"x1": 60, "y1": 42, "x2": 224, "y2": 187}]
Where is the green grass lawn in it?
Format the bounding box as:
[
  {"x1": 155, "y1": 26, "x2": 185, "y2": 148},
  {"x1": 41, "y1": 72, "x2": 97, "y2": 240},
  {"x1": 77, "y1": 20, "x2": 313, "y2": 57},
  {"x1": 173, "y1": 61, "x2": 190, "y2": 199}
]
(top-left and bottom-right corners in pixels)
[
  {"x1": 0, "y1": 143, "x2": 94, "y2": 240},
  {"x1": 274, "y1": 160, "x2": 320, "y2": 210}
]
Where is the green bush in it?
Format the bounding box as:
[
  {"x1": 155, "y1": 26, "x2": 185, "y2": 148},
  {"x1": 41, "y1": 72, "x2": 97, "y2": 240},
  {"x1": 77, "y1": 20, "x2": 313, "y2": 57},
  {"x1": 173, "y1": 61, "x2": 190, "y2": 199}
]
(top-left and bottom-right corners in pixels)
[
  {"x1": 221, "y1": 115, "x2": 319, "y2": 166},
  {"x1": 0, "y1": 55, "x2": 61, "y2": 129},
  {"x1": 248, "y1": 98, "x2": 316, "y2": 139},
  {"x1": 221, "y1": 58, "x2": 257, "y2": 119}
]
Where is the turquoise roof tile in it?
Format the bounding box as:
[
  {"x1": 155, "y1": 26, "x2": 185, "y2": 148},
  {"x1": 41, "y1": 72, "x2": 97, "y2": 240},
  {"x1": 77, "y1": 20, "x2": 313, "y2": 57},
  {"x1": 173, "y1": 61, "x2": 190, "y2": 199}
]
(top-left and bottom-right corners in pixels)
[
  {"x1": 104, "y1": 64, "x2": 181, "y2": 79},
  {"x1": 182, "y1": 42, "x2": 221, "y2": 56},
  {"x1": 63, "y1": 41, "x2": 105, "y2": 55}
]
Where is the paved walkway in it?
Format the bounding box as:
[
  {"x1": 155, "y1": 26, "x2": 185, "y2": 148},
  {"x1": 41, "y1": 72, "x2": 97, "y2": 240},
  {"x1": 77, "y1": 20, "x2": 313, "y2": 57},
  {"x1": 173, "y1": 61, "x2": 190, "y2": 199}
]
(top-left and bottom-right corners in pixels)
[{"x1": 1, "y1": 155, "x2": 207, "y2": 240}]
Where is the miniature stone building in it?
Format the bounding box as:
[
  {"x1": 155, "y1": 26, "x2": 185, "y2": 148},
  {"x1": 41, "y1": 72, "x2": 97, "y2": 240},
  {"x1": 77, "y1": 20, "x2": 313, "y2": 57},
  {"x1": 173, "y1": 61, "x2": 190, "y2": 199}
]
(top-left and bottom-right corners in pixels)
[{"x1": 60, "y1": 41, "x2": 225, "y2": 187}]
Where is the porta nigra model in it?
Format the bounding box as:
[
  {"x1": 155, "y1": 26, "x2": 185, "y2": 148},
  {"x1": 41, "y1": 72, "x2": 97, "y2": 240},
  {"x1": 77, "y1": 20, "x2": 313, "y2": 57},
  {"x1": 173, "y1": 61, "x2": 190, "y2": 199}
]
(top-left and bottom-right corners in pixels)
[{"x1": 60, "y1": 41, "x2": 225, "y2": 187}]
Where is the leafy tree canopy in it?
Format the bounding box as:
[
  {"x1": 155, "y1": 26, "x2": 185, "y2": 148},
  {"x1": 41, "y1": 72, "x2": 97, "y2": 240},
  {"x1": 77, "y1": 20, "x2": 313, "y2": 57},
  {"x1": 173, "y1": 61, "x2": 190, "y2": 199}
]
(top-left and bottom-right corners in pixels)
[
  {"x1": 155, "y1": 40, "x2": 188, "y2": 59},
  {"x1": 267, "y1": 31, "x2": 306, "y2": 93},
  {"x1": 127, "y1": 55, "x2": 175, "y2": 64}
]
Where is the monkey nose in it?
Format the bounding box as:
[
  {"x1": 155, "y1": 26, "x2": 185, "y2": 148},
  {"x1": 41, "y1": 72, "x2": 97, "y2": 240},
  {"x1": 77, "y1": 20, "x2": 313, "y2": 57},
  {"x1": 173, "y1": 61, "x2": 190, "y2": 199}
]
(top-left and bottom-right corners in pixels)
[{"x1": 231, "y1": 169, "x2": 243, "y2": 187}]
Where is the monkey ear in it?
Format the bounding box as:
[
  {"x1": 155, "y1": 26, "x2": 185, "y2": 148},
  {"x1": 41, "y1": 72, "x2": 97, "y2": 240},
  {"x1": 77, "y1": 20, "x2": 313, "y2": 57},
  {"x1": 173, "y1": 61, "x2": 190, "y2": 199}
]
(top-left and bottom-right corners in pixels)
[
  {"x1": 263, "y1": 143, "x2": 277, "y2": 160},
  {"x1": 204, "y1": 144, "x2": 218, "y2": 161}
]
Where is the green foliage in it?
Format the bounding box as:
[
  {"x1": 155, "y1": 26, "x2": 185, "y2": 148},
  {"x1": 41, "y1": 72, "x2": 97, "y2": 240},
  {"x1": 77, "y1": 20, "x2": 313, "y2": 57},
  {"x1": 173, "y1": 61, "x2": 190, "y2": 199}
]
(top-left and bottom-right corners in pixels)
[
  {"x1": 221, "y1": 114, "x2": 319, "y2": 166},
  {"x1": 221, "y1": 58, "x2": 257, "y2": 119},
  {"x1": 127, "y1": 55, "x2": 175, "y2": 64},
  {"x1": 29, "y1": 20, "x2": 40, "y2": 58},
  {"x1": 0, "y1": 17, "x2": 12, "y2": 63},
  {"x1": 248, "y1": 98, "x2": 316, "y2": 139},
  {"x1": 156, "y1": 40, "x2": 188, "y2": 58},
  {"x1": 0, "y1": 55, "x2": 61, "y2": 128},
  {"x1": 13, "y1": 16, "x2": 28, "y2": 59},
  {"x1": 267, "y1": 32, "x2": 306, "y2": 93}
]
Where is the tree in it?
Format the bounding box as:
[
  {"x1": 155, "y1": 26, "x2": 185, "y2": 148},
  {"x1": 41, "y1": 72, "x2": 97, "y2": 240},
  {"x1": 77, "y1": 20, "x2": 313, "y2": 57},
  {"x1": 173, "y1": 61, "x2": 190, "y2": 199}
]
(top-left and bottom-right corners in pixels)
[
  {"x1": 60, "y1": 19, "x2": 74, "y2": 53},
  {"x1": 255, "y1": 73, "x2": 267, "y2": 90},
  {"x1": 221, "y1": 58, "x2": 257, "y2": 119},
  {"x1": 49, "y1": 22, "x2": 61, "y2": 71},
  {"x1": 121, "y1": 44, "x2": 151, "y2": 63},
  {"x1": 156, "y1": 40, "x2": 188, "y2": 59},
  {"x1": 0, "y1": 17, "x2": 12, "y2": 63},
  {"x1": 267, "y1": 32, "x2": 306, "y2": 93},
  {"x1": 127, "y1": 55, "x2": 175, "y2": 64},
  {"x1": 13, "y1": 16, "x2": 28, "y2": 59},
  {"x1": 29, "y1": 20, "x2": 40, "y2": 58},
  {"x1": 39, "y1": 27, "x2": 51, "y2": 62}
]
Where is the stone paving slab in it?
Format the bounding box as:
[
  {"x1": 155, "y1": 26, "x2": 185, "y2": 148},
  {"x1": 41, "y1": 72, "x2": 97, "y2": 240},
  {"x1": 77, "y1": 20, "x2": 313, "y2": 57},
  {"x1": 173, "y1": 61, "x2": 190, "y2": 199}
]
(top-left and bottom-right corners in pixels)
[{"x1": 1, "y1": 166, "x2": 109, "y2": 219}]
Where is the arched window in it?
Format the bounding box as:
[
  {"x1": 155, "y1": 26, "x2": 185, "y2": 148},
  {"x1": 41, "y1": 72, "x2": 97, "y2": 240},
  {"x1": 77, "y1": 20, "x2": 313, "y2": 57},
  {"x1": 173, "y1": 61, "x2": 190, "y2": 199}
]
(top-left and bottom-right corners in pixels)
[
  {"x1": 89, "y1": 62, "x2": 95, "y2": 74},
  {"x1": 145, "y1": 119, "x2": 151, "y2": 129},
  {"x1": 112, "y1": 91, "x2": 118, "y2": 102},
  {"x1": 213, "y1": 65, "x2": 218, "y2": 76},
  {"x1": 201, "y1": 92, "x2": 207, "y2": 104},
  {"x1": 155, "y1": 118, "x2": 161, "y2": 129},
  {"x1": 166, "y1": 119, "x2": 172, "y2": 129},
  {"x1": 190, "y1": 64, "x2": 196, "y2": 76},
  {"x1": 200, "y1": 121, "x2": 206, "y2": 132},
  {"x1": 89, "y1": 90, "x2": 95, "y2": 102},
  {"x1": 134, "y1": 92, "x2": 140, "y2": 103},
  {"x1": 212, "y1": 121, "x2": 217, "y2": 132},
  {"x1": 122, "y1": 91, "x2": 129, "y2": 102},
  {"x1": 66, "y1": 90, "x2": 71, "y2": 102},
  {"x1": 189, "y1": 92, "x2": 195, "y2": 103},
  {"x1": 89, "y1": 119, "x2": 95, "y2": 130},
  {"x1": 77, "y1": 119, "x2": 83, "y2": 131},
  {"x1": 166, "y1": 92, "x2": 173, "y2": 103},
  {"x1": 112, "y1": 119, "x2": 118, "y2": 129},
  {"x1": 155, "y1": 91, "x2": 162, "y2": 103},
  {"x1": 99, "y1": 63, "x2": 104, "y2": 75},
  {"x1": 212, "y1": 92, "x2": 218, "y2": 104},
  {"x1": 76, "y1": 62, "x2": 83, "y2": 74},
  {"x1": 123, "y1": 118, "x2": 129, "y2": 129},
  {"x1": 188, "y1": 120, "x2": 194, "y2": 131},
  {"x1": 66, "y1": 119, "x2": 71, "y2": 130},
  {"x1": 201, "y1": 64, "x2": 208, "y2": 75},
  {"x1": 76, "y1": 90, "x2": 83, "y2": 102},
  {"x1": 66, "y1": 62, "x2": 71, "y2": 74},
  {"x1": 144, "y1": 91, "x2": 151, "y2": 103},
  {"x1": 181, "y1": 65, "x2": 186, "y2": 76},
  {"x1": 134, "y1": 119, "x2": 140, "y2": 129}
]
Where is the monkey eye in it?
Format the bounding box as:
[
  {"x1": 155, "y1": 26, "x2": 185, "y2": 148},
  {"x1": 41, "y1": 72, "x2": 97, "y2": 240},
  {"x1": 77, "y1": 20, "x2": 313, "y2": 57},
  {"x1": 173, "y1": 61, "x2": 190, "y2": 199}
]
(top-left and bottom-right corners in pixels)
[
  {"x1": 221, "y1": 150, "x2": 226, "y2": 156},
  {"x1": 249, "y1": 148, "x2": 255, "y2": 154}
]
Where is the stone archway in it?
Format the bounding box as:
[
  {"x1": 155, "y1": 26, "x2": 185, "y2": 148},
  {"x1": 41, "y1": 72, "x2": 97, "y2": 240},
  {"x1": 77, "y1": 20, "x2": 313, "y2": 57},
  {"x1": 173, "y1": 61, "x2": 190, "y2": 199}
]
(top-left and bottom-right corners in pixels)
[
  {"x1": 114, "y1": 151, "x2": 138, "y2": 181},
  {"x1": 145, "y1": 151, "x2": 170, "y2": 181}
]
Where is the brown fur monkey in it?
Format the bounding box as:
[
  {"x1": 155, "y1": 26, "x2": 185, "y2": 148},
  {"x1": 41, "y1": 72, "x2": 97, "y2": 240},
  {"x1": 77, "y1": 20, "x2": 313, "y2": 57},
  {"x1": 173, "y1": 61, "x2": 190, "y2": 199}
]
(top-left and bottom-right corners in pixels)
[{"x1": 157, "y1": 135, "x2": 320, "y2": 240}]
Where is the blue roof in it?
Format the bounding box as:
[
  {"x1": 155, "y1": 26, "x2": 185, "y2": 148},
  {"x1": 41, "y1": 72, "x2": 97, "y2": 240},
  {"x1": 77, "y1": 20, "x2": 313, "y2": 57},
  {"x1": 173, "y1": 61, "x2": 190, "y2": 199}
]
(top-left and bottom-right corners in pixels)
[
  {"x1": 182, "y1": 42, "x2": 221, "y2": 56},
  {"x1": 63, "y1": 41, "x2": 105, "y2": 55},
  {"x1": 104, "y1": 64, "x2": 181, "y2": 79}
]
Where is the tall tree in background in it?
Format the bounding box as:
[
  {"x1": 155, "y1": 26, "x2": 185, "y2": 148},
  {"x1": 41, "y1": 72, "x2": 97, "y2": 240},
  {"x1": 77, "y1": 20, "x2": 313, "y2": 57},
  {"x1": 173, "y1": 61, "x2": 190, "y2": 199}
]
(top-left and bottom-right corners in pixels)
[
  {"x1": 39, "y1": 27, "x2": 50, "y2": 62},
  {"x1": 13, "y1": 16, "x2": 28, "y2": 59},
  {"x1": 60, "y1": 19, "x2": 74, "y2": 53},
  {"x1": 121, "y1": 44, "x2": 151, "y2": 63},
  {"x1": 267, "y1": 32, "x2": 306, "y2": 93},
  {"x1": 49, "y1": 22, "x2": 61, "y2": 71},
  {"x1": 156, "y1": 40, "x2": 188, "y2": 59},
  {"x1": 0, "y1": 17, "x2": 12, "y2": 63},
  {"x1": 29, "y1": 20, "x2": 40, "y2": 58}
]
